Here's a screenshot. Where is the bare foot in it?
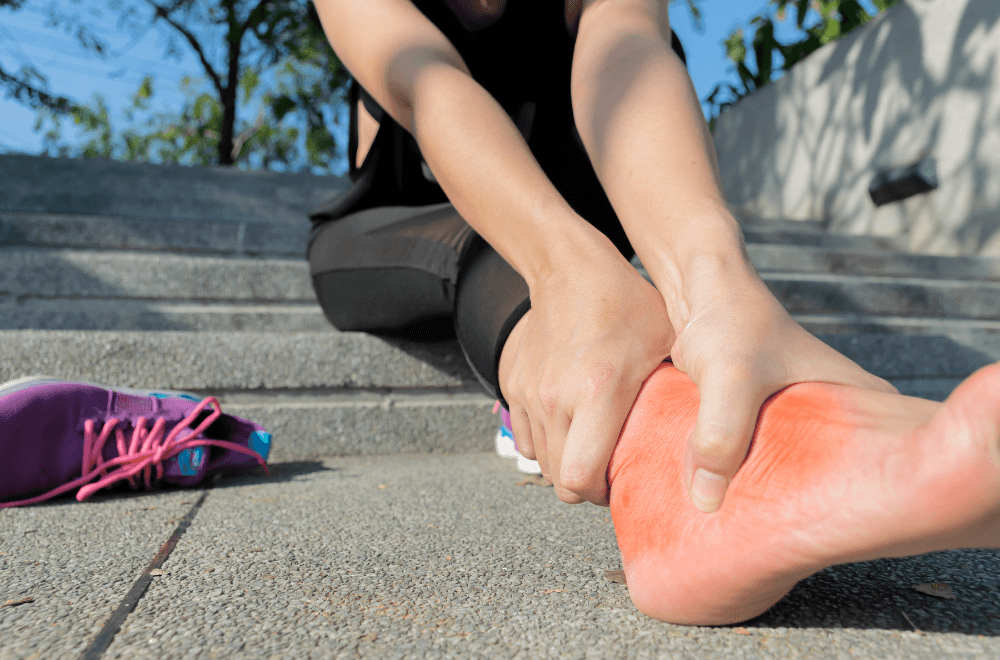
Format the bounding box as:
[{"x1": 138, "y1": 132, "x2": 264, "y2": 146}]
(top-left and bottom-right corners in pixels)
[{"x1": 608, "y1": 361, "x2": 1000, "y2": 625}]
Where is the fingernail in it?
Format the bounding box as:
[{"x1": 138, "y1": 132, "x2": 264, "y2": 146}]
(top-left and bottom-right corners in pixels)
[{"x1": 691, "y1": 469, "x2": 729, "y2": 513}]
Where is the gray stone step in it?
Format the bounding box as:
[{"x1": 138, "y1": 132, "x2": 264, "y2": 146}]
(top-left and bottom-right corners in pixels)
[
  {"x1": 0, "y1": 298, "x2": 332, "y2": 332},
  {"x1": 0, "y1": 248, "x2": 315, "y2": 301},
  {"x1": 0, "y1": 331, "x2": 478, "y2": 391},
  {"x1": 637, "y1": 265, "x2": 1000, "y2": 321},
  {"x1": 4, "y1": 209, "x2": 906, "y2": 258},
  {"x1": 747, "y1": 244, "x2": 1000, "y2": 281},
  {"x1": 763, "y1": 273, "x2": 1000, "y2": 320},
  {"x1": 0, "y1": 329, "x2": 496, "y2": 458},
  {"x1": 0, "y1": 212, "x2": 310, "y2": 257},
  {"x1": 10, "y1": 244, "x2": 1000, "y2": 304},
  {"x1": 8, "y1": 247, "x2": 1000, "y2": 319},
  {"x1": 741, "y1": 228, "x2": 904, "y2": 251},
  {"x1": 0, "y1": 328, "x2": 994, "y2": 397},
  {"x1": 0, "y1": 154, "x2": 348, "y2": 223},
  {"x1": 793, "y1": 313, "x2": 1000, "y2": 336},
  {"x1": 0, "y1": 209, "x2": 908, "y2": 257},
  {"x1": 216, "y1": 390, "x2": 497, "y2": 460}
]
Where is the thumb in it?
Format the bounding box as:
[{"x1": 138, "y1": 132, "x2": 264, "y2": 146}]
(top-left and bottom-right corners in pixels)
[{"x1": 686, "y1": 376, "x2": 767, "y2": 513}]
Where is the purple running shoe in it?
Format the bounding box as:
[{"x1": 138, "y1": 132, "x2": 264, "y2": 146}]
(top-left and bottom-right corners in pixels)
[{"x1": 0, "y1": 376, "x2": 272, "y2": 508}]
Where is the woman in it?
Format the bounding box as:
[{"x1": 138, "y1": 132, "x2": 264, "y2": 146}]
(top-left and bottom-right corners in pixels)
[
  {"x1": 310, "y1": 0, "x2": 889, "y2": 508},
  {"x1": 310, "y1": 0, "x2": 1000, "y2": 625}
]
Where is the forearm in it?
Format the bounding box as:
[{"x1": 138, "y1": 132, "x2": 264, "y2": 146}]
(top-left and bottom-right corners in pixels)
[
  {"x1": 571, "y1": 15, "x2": 755, "y2": 321},
  {"x1": 407, "y1": 63, "x2": 613, "y2": 290}
]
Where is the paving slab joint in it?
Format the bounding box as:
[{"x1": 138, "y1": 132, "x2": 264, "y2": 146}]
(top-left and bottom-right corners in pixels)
[{"x1": 78, "y1": 488, "x2": 212, "y2": 660}]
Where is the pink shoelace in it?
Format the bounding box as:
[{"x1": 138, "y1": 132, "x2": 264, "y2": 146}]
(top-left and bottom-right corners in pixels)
[{"x1": 0, "y1": 397, "x2": 269, "y2": 509}]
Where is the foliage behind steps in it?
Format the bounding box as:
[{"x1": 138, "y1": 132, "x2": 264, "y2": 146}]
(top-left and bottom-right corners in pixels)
[
  {"x1": 704, "y1": 0, "x2": 903, "y2": 129},
  {"x1": 28, "y1": 0, "x2": 350, "y2": 173}
]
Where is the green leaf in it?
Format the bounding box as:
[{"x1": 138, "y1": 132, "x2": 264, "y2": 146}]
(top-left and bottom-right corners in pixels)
[{"x1": 271, "y1": 95, "x2": 296, "y2": 122}]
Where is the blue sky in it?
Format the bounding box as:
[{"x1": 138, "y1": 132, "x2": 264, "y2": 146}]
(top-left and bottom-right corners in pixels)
[{"x1": 0, "y1": 1, "x2": 883, "y2": 175}]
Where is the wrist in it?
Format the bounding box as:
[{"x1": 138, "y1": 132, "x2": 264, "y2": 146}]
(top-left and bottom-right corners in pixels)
[
  {"x1": 638, "y1": 209, "x2": 760, "y2": 323},
  {"x1": 519, "y1": 204, "x2": 623, "y2": 292}
]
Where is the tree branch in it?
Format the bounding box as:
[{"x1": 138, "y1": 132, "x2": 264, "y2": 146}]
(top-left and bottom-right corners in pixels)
[
  {"x1": 230, "y1": 106, "x2": 264, "y2": 161},
  {"x1": 0, "y1": 66, "x2": 74, "y2": 112},
  {"x1": 144, "y1": 0, "x2": 225, "y2": 98}
]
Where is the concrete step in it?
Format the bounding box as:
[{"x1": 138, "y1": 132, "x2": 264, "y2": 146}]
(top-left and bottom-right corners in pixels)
[
  {"x1": 747, "y1": 244, "x2": 1000, "y2": 281},
  {"x1": 0, "y1": 154, "x2": 348, "y2": 224},
  {"x1": 0, "y1": 248, "x2": 315, "y2": 301},
  {"x1": 8, "y1": 247, "x2": 1000, "y2": 320},
  {"x1": 0, "y1": 329, "x2": 496, "y2": 458},
  {"x1": 8, "y1": 245, "x2": 1000, "y2": 305},
  {"x1": 0, "y1": 331, "x2": 478, "y2": 391},
  {"x1": 793, "y1": 313, "x2": 1000, "y2": 336},
  {"x1": 637, "y1": 265, "x2": 1000, "y2": 321},
  {"x1": 741, "y1": 228, "x2": 903, "y2": 251},
  {"x1": 0, "y1": 328, "x2": 994, "y2": 400},
  {"x1": 4, "y1": 209, "x2": 904, "y2": 258},
  {"x1": 215, "y1": 390, "x2": 497, "y2": 460},
  {"x1": 0, "y1": 298, "x2": 332, "y2": 332},
  {"x1": 763, "y1": 272, "x2": 1000, "y2": 321},
  {"x1": 0, "y1": 212, "x2": 310, "y2": 257}
]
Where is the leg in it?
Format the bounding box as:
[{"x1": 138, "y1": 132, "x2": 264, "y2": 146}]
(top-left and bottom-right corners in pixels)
[
  {"x1": 454, "y1": 239, "x2": 531, "y2": 404},
  {"x1": 607, "y1": 361, "x2": 1000, "y2": 625},
  {"x1": 309, "y1": 202, "x2": 476, "y2": 335}
]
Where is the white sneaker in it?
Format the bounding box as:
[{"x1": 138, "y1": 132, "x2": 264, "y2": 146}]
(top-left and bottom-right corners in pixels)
[
  {"x1": 494, "y1": 427, "x2": 520, "y2": 458},
  {"x1": 516, "y1": 454, "x2": 543, "y2": 475},
  {"x1": 494, "y1": 401, "x2": 542, "y2": 474}
]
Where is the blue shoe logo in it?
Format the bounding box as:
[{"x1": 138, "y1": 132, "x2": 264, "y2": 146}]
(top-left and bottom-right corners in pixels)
[
  {"x1": 250, "y1": 431, "x2": 272, "y2": 461},
  {"x1": 177, "y1": 447, "x2": 206, "y2": 476}
]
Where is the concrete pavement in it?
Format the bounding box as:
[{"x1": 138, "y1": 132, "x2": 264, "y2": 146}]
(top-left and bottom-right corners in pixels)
[{"x1": 5, "y1": 454, "x2": 1000, "y2": 659}]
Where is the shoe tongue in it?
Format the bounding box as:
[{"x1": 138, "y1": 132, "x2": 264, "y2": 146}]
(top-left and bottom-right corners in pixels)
[{"x1": 111, "y1": 392, "x2": 160, "y2": 417}]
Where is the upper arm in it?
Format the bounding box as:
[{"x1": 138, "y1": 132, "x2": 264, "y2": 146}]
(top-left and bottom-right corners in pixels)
[
  {"x1": 312, "y1": 0, "x2": 471, "y2": 133},
  {"x1": 578, "y1": 0, "x2": 671, "y2": 43}
]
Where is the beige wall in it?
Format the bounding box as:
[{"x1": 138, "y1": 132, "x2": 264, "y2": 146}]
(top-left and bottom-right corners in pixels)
[{"x1": 712, "y1": 0, "x2": 1000, "y2": 256}]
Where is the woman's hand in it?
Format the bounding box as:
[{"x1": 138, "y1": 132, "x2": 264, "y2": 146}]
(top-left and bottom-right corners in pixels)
[
  {"x1": 665, "y1": 254, "x2": 897, "y2": 513},
  {"x1": 498, "y1": 238, "x2": 673, "y2": 506}
]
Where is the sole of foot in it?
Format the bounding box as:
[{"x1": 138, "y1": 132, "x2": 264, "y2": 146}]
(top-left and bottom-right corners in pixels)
[{"x1": 608, "y1": 361, "x2": 1000, "y2": 625}]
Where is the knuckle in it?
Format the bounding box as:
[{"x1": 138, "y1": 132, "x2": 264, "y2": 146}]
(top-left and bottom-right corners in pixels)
[
  {"x1": 537, "y1": 376, "x2": 559, "y2": 415},
  {"x1": 694, "y1": 431, "x2": 738, "y2": 462},
  {"x1": 522, "y1": 389, "x2": 541, "y2": 412},
  {"x1": 578, "y1": 361, "x2": 617, "y2": 402},
  {"x1": 559, "y1": 462, "x2": 599, "y2": 493}
]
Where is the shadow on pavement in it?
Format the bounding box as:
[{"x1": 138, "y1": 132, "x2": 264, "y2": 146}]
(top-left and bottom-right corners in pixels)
[
  {"x1": 10, "y1": 460, "x2": 341, "y2": 509},
  {"x1": 211, "y1": 459, "x2": 345, "y2": 489},
  {"x1": 743, "y1": 552, "x2": 1000, "y2": 637}
]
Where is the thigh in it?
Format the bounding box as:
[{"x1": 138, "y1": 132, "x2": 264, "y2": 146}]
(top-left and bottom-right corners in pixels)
[{"x1": 308, "y1": 202, "x2": 479, "y2": 333}]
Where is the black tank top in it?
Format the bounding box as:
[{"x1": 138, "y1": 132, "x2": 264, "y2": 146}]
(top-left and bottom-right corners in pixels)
[{"x1": 311, "y1": 0, "x2": 686, "y2": 232}]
